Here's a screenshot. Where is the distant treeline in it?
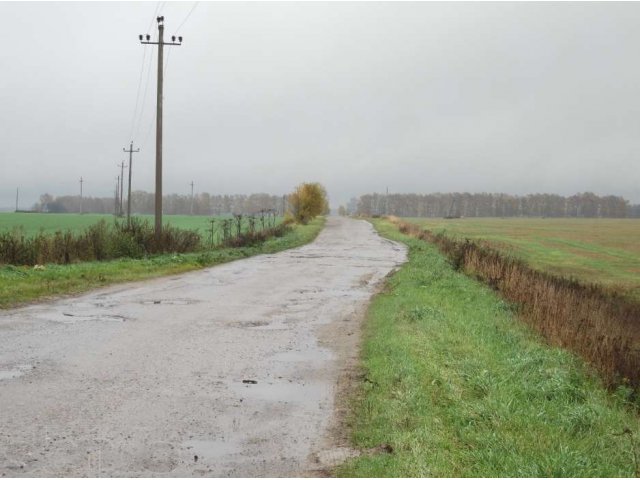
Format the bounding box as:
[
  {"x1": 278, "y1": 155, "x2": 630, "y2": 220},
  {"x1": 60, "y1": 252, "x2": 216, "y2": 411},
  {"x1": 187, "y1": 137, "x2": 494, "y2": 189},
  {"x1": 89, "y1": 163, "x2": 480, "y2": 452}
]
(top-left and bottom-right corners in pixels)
[
  {"x1": 32, "y1": 192, "x2": 287, "y2": 216},
  {"x1": 352, "y1": 192, "x2": 640, "y2": 218}
]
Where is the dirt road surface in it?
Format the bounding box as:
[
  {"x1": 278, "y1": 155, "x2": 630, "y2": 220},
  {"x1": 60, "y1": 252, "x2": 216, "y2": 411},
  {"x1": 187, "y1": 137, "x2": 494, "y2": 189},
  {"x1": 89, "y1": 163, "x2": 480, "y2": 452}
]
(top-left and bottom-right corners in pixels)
[{"x1": 0, "y1": 217, "x2": 406, "y2": 477}]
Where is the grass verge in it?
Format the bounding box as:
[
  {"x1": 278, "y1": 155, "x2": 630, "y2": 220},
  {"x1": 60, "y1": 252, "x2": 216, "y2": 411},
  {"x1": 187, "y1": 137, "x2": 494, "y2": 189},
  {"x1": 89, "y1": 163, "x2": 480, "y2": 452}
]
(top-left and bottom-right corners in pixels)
[
  {"x1": 337, "y1": 218, "x2": 640, "y2": 477},
  {"x1": 0, "y1": 217, "x2": 324, "y2": 309}
]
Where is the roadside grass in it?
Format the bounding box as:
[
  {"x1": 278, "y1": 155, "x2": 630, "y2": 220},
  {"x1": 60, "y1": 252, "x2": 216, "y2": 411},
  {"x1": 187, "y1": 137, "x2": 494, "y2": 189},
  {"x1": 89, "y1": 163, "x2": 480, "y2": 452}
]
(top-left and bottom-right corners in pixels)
[
  {"x1": 404, "y1": 217, "x2": 640, "y2": 301},
  {"x1": 0, "y1": 217, "x2": 324, "y2": 309},
  {"x1": 338, "y1": 218, "x2": 640, "y2": 477}
]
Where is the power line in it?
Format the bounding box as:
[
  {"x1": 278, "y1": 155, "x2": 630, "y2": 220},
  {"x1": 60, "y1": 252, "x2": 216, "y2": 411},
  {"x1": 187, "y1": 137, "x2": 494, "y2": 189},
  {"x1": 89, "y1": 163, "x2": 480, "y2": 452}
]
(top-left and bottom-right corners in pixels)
[
  {"x1": 163, "y1": 3, "x2": 198, "y2": 88},
  {"x1": 141, "y1": 111, "x2": 156, "y2": 152},
  {"x1": 128, "y1": 45, "x2": 147, "y2": 142},
  {"x1": 175, "y1": 2, "x2": 198, "y2": 33},
  {"x1": 127, "y1": 2, "x2": 163, "y2": 144},
  {"x1": 147, "y1": 2, "x2": 163, "y2": 32},
  {"x1": 133, "y1": 38, "x2": 156, "y2": 142}
]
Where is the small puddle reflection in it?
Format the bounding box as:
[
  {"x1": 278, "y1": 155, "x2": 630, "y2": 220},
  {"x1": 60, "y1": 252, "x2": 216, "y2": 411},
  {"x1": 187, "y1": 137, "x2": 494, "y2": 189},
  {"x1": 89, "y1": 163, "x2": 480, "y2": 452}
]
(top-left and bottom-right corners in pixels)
[
  {"x1": 58, "y1": 314, "x2": 126, "y2": 323},
  {"x1": 232, "y1": 380, "x2": 325, "y2": 404},
  {"x1": 183, "y1": 438, "x2": 241, "y2": 461},
  {"x1": 0, "y1": 364, "x2": 33, "y2": 381},
  {"x1": 141, "y1": 299, "x2": 194, "y2": 306},
  {"x1": 234, "y1": 319, "x2": 288, "y2": 330},
  {"x1": 271, "y1": 350, "x2": 327, "y2": 363}
]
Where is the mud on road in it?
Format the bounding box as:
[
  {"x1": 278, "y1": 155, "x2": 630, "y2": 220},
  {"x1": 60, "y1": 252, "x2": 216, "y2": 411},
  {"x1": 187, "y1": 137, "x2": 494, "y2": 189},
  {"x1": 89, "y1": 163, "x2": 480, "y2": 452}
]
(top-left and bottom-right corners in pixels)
[{"x1": 0, "y1": 217, "x2": 406, "y2": 477}]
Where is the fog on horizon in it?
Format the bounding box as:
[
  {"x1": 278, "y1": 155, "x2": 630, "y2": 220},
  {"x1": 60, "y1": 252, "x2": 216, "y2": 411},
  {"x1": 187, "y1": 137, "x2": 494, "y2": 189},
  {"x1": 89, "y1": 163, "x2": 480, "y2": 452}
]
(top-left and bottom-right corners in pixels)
[{"x1": 1, "y1": 1, "x2": 639, "y2": 210}]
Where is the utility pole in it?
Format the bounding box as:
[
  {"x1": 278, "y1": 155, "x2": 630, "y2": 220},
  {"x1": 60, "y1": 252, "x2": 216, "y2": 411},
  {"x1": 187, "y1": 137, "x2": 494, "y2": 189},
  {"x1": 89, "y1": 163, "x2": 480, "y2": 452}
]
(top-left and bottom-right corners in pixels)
[
  {"x1": 117, "y1": 162, "x2": 127, "y2": 216},
  {"x1": 190, "y1": 181, "x2": 194, "y2": 215},
  {"x1": 79, "y1": 177, "x2": 84, "y2": 214},
  {"x1": 385, "y1": 186, "x2": 389, "y2": 216},
  {"x1": 140, "y1": 17, "x2": 183, "y2": 241},
  {"x1": 115, "y1": 176, "x2": 120, "y2": 216},
  {"x1": 123, "y1": 142, "x2": 140, "y2": 224},
  {"x1": 15, "y1": 188, "x2": 18, "y2": 212}
]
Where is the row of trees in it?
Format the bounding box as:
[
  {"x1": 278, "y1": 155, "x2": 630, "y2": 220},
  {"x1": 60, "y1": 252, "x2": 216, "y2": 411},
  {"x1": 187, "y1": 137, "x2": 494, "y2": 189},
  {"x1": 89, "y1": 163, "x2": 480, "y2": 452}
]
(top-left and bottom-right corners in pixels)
[
  {"x1": 34, "y1": 183, "x2": 331, "y2": 223},
  {"x1": 33, "y1": 192, "x2": 288, "y2": 216},
  {"x1": 350, "y1": 192, "x2": 639, "y2": 218}
]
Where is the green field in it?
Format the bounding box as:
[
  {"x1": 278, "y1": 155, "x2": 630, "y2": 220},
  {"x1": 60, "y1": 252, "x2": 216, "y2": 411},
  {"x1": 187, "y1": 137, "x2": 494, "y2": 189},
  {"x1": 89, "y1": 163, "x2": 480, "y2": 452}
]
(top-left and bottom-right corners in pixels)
[
  {"x1": 338, "y1": 218, "x2": 640, "y2": 477},
  {"x1": 0, "y1": 212, "x2": 275, "y2": 237},
  {"x1": 403, "y1": 217, "x2": 640, "y2": 300}
]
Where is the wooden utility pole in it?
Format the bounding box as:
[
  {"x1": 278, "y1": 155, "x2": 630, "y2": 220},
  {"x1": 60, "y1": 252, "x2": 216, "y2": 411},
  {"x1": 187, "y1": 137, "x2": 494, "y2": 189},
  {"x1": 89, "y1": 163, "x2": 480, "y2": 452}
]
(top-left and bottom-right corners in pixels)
[
  {"x1": 123, "y1": 141, "x2": 140, "y2": 224},
  {"x1": 385, "y1": 186, "x2": 388, "y2": 216},
  {"x1": 115, "y1": 176, "x2": 120, "y2": 216},
  {"x1": 79, "y1": 177, "x2": 84, "y2": 214},
  {"x1": 190, "y1": 181, "x2": 194, "y2": 215},
  {"x1": 117, "y1": 162, "x2": 127, "y2": 216},
  {"x1": 15, "y1": 188, "x2": 18, "y2": 212},
  {"x1": 140, "y1": 17, "x2": 183, "y2": 241}
]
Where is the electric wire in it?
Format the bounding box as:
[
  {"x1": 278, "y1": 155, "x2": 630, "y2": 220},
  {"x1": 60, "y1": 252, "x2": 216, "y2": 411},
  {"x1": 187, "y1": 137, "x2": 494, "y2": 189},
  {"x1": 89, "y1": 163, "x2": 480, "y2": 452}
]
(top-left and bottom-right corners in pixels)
[
  {"x1": 127, "y1": 2, "x2": 162, "y2": 145},
  {"x1": 163, "y1": 3, "x2": 197, "y2": 89},
  {"x1": 134, "y1": 35, "x2": 156, "y2": 143},
  {"x1": 128, "y1": 2, "x2": 163, "y2": 145},
  {"x1": 137, "y1": 1, "x2": 194, "y2": 151},
  {"x1": 128, "y1": 45, "x2": 147, "y2": 142},
  {"x1": 148, "y1": 1, "x2": 163, "y2": 31},
  {"x1": 175, "y1": 2, "x2": 198, "y2": 34}
]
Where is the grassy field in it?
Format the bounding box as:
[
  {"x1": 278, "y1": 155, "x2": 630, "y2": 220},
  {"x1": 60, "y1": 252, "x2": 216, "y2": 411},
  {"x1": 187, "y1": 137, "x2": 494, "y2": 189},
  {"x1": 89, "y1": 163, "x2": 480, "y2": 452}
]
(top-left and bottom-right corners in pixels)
[
  {"x1": 403, "y1": 217, "x2": 640, "y2": 301},
  {"x1": 338, "y1": 218, "x2": 640, "y2": 477},
  {"x1": 0, "y1": 212, "x2": 273, "y2": 236},
  {"x1": 0, "y1": 217, "x2": 324, "y2": 309}
]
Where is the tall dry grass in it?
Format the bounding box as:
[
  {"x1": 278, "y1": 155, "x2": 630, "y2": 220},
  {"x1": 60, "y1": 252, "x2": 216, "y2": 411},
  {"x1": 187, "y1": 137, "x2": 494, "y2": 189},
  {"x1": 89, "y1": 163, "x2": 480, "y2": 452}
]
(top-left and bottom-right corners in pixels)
[{"x1": 389, "y1": 217, "x2": 640, "y2": 391}]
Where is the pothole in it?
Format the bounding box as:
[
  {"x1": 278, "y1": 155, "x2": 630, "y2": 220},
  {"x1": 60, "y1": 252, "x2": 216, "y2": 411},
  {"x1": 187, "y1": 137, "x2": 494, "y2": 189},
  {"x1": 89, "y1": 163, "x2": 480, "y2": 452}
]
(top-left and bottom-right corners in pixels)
[
  {"x1": 271, "y1": 348, "x2": 333, "y2": 364},
  {"x1": 230, "y1": 380, "x2": 324, "y2": 404},
  {"x1": 59, "y1": 313, "x2": 127, "y2": 323},
  {"x1": 0, "y1": 364, "x2": 34, "y2": 381},
  {"x1": 232, "y1": 319, "x2": 291, "y2": 330},
  {"x1": 242, "y1": 320, "x2": 270, "y2": 328},
  {"x1": 141, "y1": 299, "x2": 195, "y2": 306},
  {"x1": 183, "y1": 438, "x2": 242, "y2": 461}
]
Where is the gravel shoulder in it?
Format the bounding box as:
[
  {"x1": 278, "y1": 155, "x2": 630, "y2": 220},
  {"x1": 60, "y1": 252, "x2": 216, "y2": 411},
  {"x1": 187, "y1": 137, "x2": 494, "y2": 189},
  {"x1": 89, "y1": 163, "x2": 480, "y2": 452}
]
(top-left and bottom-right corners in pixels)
[{"x1": 0, "y1": 216, "x2": 406, "y2": 477}]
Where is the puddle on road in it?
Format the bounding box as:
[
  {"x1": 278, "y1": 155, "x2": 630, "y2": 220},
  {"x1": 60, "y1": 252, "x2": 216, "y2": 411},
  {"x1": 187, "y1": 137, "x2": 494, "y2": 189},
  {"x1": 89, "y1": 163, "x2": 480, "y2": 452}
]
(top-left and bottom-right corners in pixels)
[
  {"x1": 68, "y1": 301, "x2": 117, "y2": 309},
  {"x1": 233, "y1": 318, "x2": 289, "y2": 331},
  {"x1": 271, "y1": 350, "x2": 330, "y2": 363},
  {"x1": 183, "y1": 438, "x2": 242, "y2": 461},
  {"x1": 141, "y1": 299, "x2": 195, "y2": 306},
  {"x1": 0, "y1": 364, "x2": 33, "y2": 381},
  {"x1": 231, "y1": 380, "x2": 326, "y2": 404},
  {"x1": 57, "y1": 313, "x2": 127, "y2": 323}
]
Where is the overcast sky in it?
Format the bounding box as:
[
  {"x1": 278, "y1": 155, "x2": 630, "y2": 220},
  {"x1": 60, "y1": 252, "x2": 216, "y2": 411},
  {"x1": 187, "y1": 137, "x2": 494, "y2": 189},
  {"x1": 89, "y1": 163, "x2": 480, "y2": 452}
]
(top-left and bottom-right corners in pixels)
[{"x1": 1, "y1": 1, "x2": 640, "y2": 209}]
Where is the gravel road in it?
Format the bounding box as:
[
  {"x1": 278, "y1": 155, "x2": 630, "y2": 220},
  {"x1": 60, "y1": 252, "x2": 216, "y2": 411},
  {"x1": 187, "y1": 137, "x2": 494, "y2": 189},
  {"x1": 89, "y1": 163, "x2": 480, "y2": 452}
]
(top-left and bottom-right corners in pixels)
[{"x1": 0, "y1": 216, "x2": 406, "y2": 477}]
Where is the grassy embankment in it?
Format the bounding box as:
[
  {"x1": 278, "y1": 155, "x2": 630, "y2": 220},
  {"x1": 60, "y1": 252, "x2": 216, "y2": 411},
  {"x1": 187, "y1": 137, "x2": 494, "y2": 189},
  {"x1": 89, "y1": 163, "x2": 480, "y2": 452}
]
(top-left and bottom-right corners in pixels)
[
  {"x1": 0, "y1": 217, "x2": 324, "y2": 309},
  {"x1": 404, "y1": 217, "x2": 640, "y2": 301},
  {"x1": 338, "y1": 218, "x2": 639, "y2": 477}
]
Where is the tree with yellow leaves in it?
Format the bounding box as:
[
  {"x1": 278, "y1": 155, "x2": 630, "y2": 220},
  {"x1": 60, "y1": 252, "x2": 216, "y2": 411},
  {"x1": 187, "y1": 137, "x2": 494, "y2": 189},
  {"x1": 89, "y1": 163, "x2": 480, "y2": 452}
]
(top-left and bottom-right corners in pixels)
[{"x1": 288, "y1": 182, "x2": 329, "y2": 224}]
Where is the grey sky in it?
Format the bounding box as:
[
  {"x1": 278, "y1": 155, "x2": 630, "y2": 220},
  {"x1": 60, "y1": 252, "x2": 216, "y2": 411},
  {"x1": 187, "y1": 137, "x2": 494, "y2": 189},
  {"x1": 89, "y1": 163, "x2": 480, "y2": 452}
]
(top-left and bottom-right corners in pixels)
[{"x1": 1, "y1": 1, "x2": 639, "y2": 210}]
